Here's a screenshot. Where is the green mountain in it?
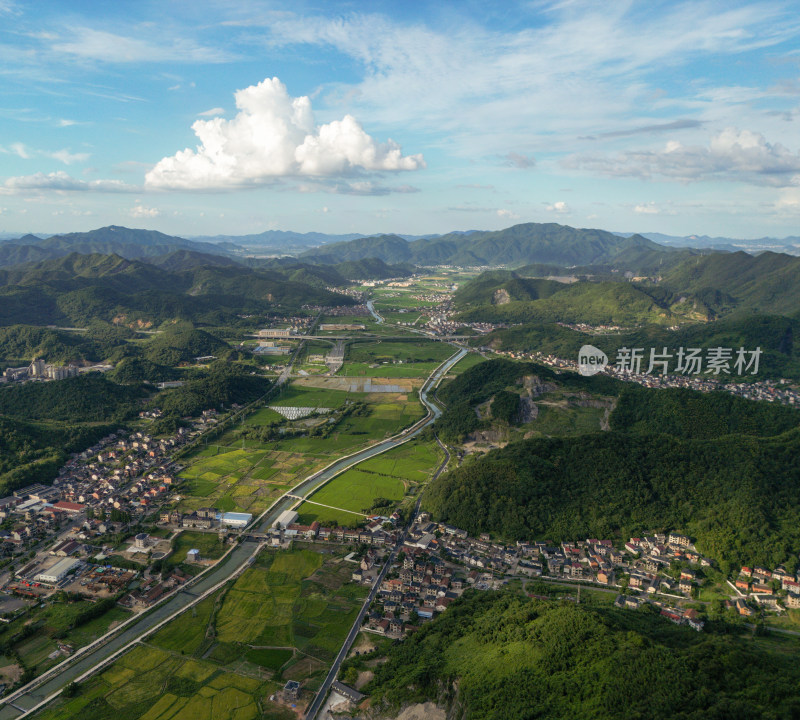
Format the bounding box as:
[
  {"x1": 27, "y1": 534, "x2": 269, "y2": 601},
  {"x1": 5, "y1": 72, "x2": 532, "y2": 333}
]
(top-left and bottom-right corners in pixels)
[
  {"x1": 365, "y1": 591, "x2": 800, "y2": 720},
  {"x1": 0, "y1": 252, "x2": 354, "y2": 327},
  {"x1": 453, "y1": 270, "x2": 565, "y2": 306},
  {"x1": 478, "y1": 314, "x2": 800, "y2": 380},
  {"x1": 456, "y1": 279, "x2": 697, "y2": 325},
  {"x1": 300, "y1": 222, "x2": 714, "y2": 269},
  {"x1": 658, "y1": 251, "x2": 800, "y2": 316},
  {"x1": 431, "y1": 359, "x2": 800, "y2": 568},
  {"x1": 252, "y1": 256, "x2": 415, "y2": 284},
  {"x1": 0, "y1": 226, "x2": 237, "y2": 268}
]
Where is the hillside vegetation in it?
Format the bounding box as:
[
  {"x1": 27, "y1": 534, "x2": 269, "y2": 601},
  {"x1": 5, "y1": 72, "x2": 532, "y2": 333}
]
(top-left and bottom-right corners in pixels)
[
  {"x1": 430, "y1": 359, "x2": 800, "y2": 568},
  {"x1": 0, "y1": 252, "x2": 353, "y2": 326},
  {"x1": 366, "y1": 590, "x2": 800, "y2": 720},
  {"x1": 479, "y1": 314, "x2": 800, "y2": 380},
  {"x1": 301, "y1": 222, "x2": 709, "y2": 270}
]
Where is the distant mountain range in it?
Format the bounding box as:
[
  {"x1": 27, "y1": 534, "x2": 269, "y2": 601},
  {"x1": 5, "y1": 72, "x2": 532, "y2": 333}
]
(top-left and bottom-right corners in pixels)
[
  {"x1": 299, "y1": 222, "x2": 717, "y2": 272},
  {"x1": 0, "y1": 251, "x2": 355, "y2": 327},
  {"x1": 619, "y1": 231, "x2": 800, "y2": 255},
  {"x1": 0, "y1": 226, "x2": 242, "y2": 268}
]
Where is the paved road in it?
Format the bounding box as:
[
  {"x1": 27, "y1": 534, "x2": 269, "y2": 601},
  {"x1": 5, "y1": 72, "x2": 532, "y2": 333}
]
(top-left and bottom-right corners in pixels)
[
  {"x1": 2, "y1": 346, "x2": 466, "y2": 719},
  {"x1": 304, "y1": 361, "x2": 461, "y2": 720}
]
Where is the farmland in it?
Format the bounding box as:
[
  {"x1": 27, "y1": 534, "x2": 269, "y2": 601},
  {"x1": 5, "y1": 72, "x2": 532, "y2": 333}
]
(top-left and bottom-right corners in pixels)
[
  {"x1": 36, "y1": 548, "x2": 368, "y2": 720},
  {"x1": 297, "y1": 438, "x2": 444, "y2": 526},
  {"x1": 173, "y1": 373, "x2": 426, "y2": 518}
]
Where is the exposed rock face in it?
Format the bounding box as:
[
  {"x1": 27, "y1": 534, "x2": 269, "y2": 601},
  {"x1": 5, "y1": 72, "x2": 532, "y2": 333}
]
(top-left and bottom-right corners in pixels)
[
  {"x1": 392, "y1": 703, "x2": 448, "y2": 720},
  {"x1": 519, "y1": 397, "x2": 538, "y2": 423},
  {"x1": 519, "y1": 375, "x2": 557, "y2": 396},
  {"x1": 492, "y1": 288, "x2": 511, "y2": 305}
]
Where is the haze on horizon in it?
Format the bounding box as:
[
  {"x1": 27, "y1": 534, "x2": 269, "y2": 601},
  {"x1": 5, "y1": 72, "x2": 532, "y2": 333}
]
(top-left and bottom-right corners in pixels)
[{"x1": 2, "y1": 0, "x2": 800, "y2": 239}]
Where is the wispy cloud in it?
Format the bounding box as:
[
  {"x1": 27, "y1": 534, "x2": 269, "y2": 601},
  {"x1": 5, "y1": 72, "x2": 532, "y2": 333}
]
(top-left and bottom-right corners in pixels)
[
  {"x1": 1, "y1": 171, "x2": 137, "y2": 193},
  {"x1": 566, "y1": 128, "x2": 800, "y2": 186},
  {"x1": 51, "y1": 27, "x2": 235, "y2": 64},
  {"x1": 504, "y1": 152, "x2": 536, "y2": 169},
  {"x1": 260, "y1": 2, "x2": 799, "y2": 155}
]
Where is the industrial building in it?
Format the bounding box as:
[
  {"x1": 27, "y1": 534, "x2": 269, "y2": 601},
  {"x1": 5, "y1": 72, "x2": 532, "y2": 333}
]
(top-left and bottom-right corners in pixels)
[
  {"x1": 221, "y1": 512, "x2": 252, "y2": 528},
  {"x1": 273, "y1": 510, "x2": 299, "y2": 529},
  {"x1": 34, "y1": 557, "x2": 81, "y2": 585}
]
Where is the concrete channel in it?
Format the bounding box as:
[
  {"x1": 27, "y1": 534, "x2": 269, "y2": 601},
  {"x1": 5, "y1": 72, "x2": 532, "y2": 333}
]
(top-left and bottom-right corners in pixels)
[{"x1": 0, "y1": 346, "x2": 467, "y2": 719}]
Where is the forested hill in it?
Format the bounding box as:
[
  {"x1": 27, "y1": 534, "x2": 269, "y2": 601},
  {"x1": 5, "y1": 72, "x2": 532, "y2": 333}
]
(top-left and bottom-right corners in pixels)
[
  {"x1": 300, "y1": 221, "x2": 711, "y2": 268},
  {"x1": 366, "y1": 590, "x2": 800, "y2": 720},
  {"x1": 477, "y1": 314, "x2": 800, "y2": 380},
  {"x1": 0, "y1": 225, "x2": 238, "y2": 268},
  {"x1": 658, "y1": 250, "x2": 800, "y2": 317},
  {"x1": 426, "y1": 423, "x2": 800, "y2": 569},
  {"x1": 0, "y1": 252, "x2": 354, "y2": 326},
  {"x1": 430, "y1": 358, "x2": 800, "y2": 568}
]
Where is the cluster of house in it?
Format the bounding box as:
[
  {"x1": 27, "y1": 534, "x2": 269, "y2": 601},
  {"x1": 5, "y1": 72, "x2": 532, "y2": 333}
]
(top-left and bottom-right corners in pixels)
[
  {"x1": 0, "y1": 358, "x2": 113, "y2": 384},
  {"x1": 269, "y1": 509, "x2": 403, "y2": 547},
  {"x1": 350, "y1": 515, "x2": 800, "y2": 639},
  {"x1": 731, "y1": 565, "x2": 800, "y2": 613},
  {"x1": 491, "y1": 347, "x2": 799, "y2": 406},
  {"x1": 119, "y1": 566, "x2": 190, "y2": 609}
]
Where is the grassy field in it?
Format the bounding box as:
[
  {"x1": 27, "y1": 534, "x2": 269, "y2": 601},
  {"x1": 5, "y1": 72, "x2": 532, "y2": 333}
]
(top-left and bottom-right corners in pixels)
[
  {"x1": 297, "y1": 438, "x2": 443, "y2": 526},
  {"x1": 447, "y1": 351, "x2": 486, "y2": 375},
  {"x1": 4, "y1": 600, "x2": 132, "y2": 678},
  {"x1": 304, "y1": 469, "x2": 404, "y2": 514},
  {"x1": 347, "y1": 341, "x2": 453, "y2": 364},
  {"x1": 165, "y1": 531, "x2": 226, "y2": 570},
  {"x1": 269, "y1": 385, "x2": 355, "y2": 408}
]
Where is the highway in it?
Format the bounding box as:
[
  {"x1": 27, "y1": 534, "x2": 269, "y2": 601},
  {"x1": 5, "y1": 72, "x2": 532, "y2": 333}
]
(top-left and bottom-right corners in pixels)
[{"x1": 1, "y1": 345, "x2": 467, "y2": 719}]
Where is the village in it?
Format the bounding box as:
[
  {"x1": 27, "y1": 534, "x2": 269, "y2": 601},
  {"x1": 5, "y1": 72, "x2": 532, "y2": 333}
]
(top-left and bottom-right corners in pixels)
[{"x1": 493, "y1": 347, "x2": 800, "y2": 406}]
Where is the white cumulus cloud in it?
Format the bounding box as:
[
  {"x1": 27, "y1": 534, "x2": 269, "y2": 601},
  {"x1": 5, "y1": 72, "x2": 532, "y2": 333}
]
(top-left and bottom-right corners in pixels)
[
  {"x1": 145, "y1": 77, "x2": 425, "y2": 191},
  {"x1": 130, "y1": 204, "x2": 160, "y2": 218},
  {"x1": 634, "y1": 202, "x2": 661, "y2": 214},
  {"x1": 546, "y1": 201, "x2": 570, "y2": 213}
]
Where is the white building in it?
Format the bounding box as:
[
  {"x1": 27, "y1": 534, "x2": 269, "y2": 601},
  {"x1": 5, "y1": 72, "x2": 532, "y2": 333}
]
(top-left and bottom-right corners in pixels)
[
  {"x1": 221, "y1": 512, "x2": 253, "y2": 528},
  {"x1": 273, "y1": 510, "x2": 299, "y2": 530},
  {"x1": 34, "y1": 558, "x2": 81, "y2": 584}
]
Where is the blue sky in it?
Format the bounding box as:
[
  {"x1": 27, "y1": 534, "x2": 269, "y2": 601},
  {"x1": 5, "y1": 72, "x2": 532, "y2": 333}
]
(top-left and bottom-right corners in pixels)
[{"x1": 2, "y1": 0, "x2": 800, "y2": 238}]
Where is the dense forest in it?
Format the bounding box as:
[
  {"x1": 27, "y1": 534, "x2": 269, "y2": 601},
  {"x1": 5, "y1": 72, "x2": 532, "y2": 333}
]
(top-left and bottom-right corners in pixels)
[
  {"x1": 430, "y1": 359, "x2": 800, "y2": 568},
  {"x1": 155, "y1": 364, "x2": 271, "y2": 418},
  {"x1": 0, "y1": 374, "x2": 145, "y2": 423},
  {"x1": 366, "y1": 590, "x2": 800, "y2": 720},
  {"x1": 478, "y1": 314, "x2": 800, "y2": 380},
  {"x1": 425, "y1": 428, "x2": 800, "y2": 570},
  {"x1": 0, "y1": 251, "x2": 352, "y2": 327}
]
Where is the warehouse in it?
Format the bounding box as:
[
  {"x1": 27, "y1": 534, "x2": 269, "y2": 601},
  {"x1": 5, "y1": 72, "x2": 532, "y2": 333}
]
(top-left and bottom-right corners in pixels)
[
  {"x1": 273, "y1": 510, "x2": 299, "y2": 529},
  {"x1": 34, "y1": 557, "x2": 81, "y2": 585},
  {"x1": 221, "y1": 512, "x2": 252, "y2": 529}
]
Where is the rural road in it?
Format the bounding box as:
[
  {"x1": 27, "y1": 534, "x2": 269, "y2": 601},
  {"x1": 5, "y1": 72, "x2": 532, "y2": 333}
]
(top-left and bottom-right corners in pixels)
[
  {"x1": 305, "y1": 427, "x2": 455, "y2": 720},
  {"x1": 1, "y1": 346, "x2": 467, "y2": 720}
]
